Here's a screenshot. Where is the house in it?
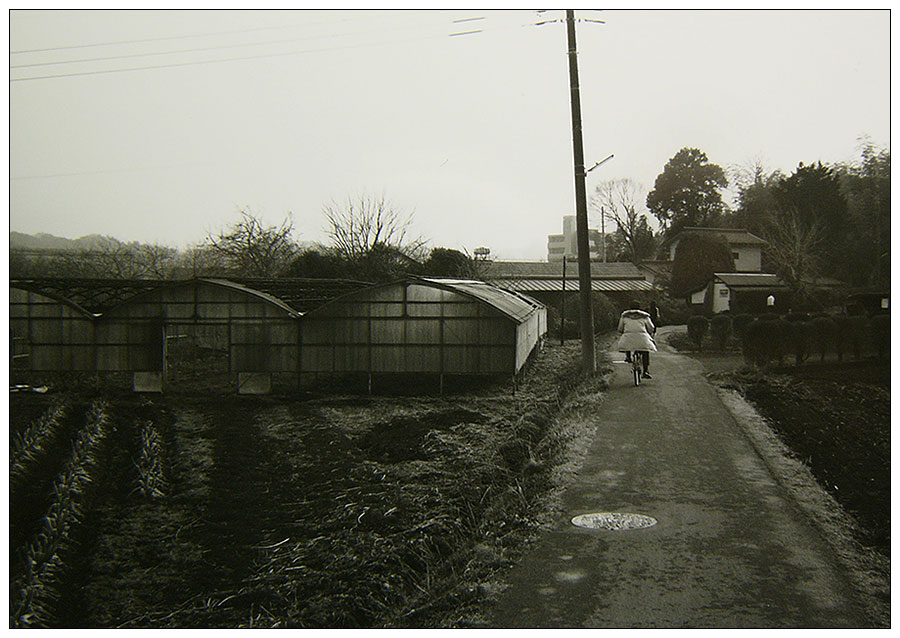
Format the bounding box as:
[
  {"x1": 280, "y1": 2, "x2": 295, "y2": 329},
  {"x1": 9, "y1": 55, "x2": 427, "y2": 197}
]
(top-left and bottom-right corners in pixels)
[
  {"x1": 665, "y1": 227, "x2": 767, "y2": 272},
  {"x1": 706, "y1": 273, "x2": 788, "y2": 314},
  {"x1": 705, "y1": 273, "x2": 846, "y2": 314}
]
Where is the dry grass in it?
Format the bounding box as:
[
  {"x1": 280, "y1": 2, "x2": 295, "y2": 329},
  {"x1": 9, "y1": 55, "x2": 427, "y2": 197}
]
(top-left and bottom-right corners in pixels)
[{"x1": 8, "y1": 338, "x2": 612, "y2": 628}]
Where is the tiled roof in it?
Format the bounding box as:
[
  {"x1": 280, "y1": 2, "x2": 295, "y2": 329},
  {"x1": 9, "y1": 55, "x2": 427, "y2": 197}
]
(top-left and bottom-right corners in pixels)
[
  {"x1": 676, "y1": 227, "x2": 767, "y2": 246},
  {"x1": 714, "y1": 273, "x2": 786, "y2": 288},
  {"x1": 480, "y1": 261, "x2": 645, "y2": 279},
  {"x1": 490, "y1": 278, "x2": 654, "y2": 293}
]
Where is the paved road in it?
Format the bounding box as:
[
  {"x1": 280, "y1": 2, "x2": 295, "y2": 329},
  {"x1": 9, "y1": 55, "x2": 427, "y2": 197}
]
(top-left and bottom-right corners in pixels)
[{"x1": 489, "y1": 329, "x2": 869, "y2": 628}]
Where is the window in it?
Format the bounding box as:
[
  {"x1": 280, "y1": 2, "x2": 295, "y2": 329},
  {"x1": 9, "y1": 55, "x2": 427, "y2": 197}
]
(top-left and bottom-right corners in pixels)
[{"x1": 732, "y1": 252, "x2": 740, "y2": 260}]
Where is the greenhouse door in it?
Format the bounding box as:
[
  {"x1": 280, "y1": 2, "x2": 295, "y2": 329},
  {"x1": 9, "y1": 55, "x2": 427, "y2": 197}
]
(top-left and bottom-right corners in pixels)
[{"x1": 163, "y1": 322, "x2": 232, "y2": 393}]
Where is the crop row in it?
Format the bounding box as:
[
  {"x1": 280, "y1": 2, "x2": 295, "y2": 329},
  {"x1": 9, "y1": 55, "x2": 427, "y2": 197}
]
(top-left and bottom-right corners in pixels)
[
  {"x1": 10, "y1": 401, "x2": 115, "y2": 628},
  {"x1": 135, "y1": 419, "x2": 168, "y2": 499},
  {"x1": 9, "y1": 403, "x2": 69, "y2": 495}
]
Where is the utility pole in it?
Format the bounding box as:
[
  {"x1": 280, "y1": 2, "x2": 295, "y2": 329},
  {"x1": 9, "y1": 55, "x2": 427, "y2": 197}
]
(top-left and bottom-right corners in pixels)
[{"x1": 565, "y1": 9, "x2": 596, "y2": 373}]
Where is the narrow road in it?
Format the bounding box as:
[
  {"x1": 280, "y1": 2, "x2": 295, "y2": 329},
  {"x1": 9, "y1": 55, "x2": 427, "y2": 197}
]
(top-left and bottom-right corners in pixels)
[{"x1": 489, "y1": 328, "x2": 868, "y2": 628}]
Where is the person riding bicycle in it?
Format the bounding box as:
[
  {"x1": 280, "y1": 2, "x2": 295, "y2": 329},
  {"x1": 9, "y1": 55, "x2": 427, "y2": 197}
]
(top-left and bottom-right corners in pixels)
[{"x1": 616, "y1": 301, "x2": 657, "y2": 379}]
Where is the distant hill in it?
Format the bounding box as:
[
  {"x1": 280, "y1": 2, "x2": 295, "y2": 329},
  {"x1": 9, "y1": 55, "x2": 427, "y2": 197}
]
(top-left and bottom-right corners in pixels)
[{"x1": 10, "y1": 231, "x2": 121, "y2": 252}]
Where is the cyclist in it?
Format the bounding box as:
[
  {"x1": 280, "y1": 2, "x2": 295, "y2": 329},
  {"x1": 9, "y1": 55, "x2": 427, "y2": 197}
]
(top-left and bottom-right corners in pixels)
[{"x1": 616, "y1": 301, "x2": 657, "y2": 379}]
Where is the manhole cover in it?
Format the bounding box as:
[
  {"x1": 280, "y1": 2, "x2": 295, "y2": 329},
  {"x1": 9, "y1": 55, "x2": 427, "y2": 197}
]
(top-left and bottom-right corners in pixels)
[{"x1": 571, "y1": 512, "x2": 657, "y2": 530}]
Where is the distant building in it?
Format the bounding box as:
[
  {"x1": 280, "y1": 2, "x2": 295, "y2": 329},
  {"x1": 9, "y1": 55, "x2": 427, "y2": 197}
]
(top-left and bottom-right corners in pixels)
[{"x1": 547, "y1": 215, "x2": 604, "y2": 262}]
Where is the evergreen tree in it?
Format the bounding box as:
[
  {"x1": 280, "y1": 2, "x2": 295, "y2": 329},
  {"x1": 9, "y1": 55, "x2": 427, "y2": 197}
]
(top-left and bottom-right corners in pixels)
[{"x1": 647, "y1": 148, "x2": 729, "y2": 237}]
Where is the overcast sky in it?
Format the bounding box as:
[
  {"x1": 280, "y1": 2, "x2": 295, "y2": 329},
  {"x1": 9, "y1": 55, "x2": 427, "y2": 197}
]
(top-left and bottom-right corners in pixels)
[{"x1": 8, "y1": 8, "x2": 891, "y2": 261}]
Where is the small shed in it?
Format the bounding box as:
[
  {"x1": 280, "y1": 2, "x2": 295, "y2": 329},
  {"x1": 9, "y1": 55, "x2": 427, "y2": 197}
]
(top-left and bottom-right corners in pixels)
[{"x1": 300, "y1": 277, "x2": 546, "y2": 385}]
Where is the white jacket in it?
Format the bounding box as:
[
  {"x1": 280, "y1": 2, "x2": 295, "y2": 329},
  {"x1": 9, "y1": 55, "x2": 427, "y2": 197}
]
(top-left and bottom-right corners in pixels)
[{"x1": 616, "y1": 309, "x2": 657, "y2": 352}]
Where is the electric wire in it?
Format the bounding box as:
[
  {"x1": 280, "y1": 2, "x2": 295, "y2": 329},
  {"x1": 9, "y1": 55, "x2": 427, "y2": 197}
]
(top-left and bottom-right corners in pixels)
[
  {"x1": 10, "y1": 20, "x2": 449, "y2": 70},
  {"x1": 8, "y1": 9, "x2": 443, "y2": 55},
  {"x1": 9, "y1": 14, "x2": 517, "y2": 83}
]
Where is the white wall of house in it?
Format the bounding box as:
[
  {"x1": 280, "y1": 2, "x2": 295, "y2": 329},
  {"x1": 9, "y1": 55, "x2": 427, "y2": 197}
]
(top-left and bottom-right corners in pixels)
[
  {"x1": 690, "y1": 288, "x2": 706, "y2": 305},
  {"x1": 711, "y1": 282, "x2": 731, "y2": 313},
  {"x1": 668, "y1": 235, "x2": 763, "y2": 272},
  {"x1": 731, "y1": 247, "x2": 762, "y2": 272}
]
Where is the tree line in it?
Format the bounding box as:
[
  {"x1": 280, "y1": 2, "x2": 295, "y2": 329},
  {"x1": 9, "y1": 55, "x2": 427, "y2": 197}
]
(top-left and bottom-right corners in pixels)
[
  {"x1": 10, "y1": 194, "x2": 482, "y2": 283},
  {"x1": 592, "y1": 139, "x2": 889, "y2": 294},
  {"x1": 11, "y1": 139, "x2": 889, "y2": 294}
]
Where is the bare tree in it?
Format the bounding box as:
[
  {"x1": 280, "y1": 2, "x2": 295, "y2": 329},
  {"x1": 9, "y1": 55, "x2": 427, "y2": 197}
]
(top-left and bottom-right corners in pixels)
[
  {"x1": 590, "y1": 178, "x2": 657, "y2": 263},
  {"x1": 206, "y1": 209, "x2": 298, "y2": 277},
  {"x1": 323, "y1": 194, "x2": 425, "y2": 262},
  {"x1": 764, "y1": 208, "x2": 826, "y2": 302},
  {"x1": 177, "y1": 244, "x2": 226, "y2": 278},
  {"x1": 134, "y1": 244, "x2": 178, "y2": 279}
]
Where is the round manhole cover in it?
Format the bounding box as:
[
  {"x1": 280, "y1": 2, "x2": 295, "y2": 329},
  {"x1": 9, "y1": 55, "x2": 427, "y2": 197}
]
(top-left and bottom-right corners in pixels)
[{"x1": 571, "y1": 512, "x2": 657, "y2": 530}]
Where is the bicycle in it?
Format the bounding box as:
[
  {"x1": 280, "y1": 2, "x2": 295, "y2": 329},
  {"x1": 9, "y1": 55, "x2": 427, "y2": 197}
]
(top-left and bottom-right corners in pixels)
[{"x1": 630, "y1": 351, "x2": 644, "y2": 386}]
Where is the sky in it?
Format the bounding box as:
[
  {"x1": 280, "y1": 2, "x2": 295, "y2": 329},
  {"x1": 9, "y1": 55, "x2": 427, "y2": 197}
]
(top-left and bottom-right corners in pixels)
[{"x1": 8, "y1": 8, "x2": 892, "y2": 261}]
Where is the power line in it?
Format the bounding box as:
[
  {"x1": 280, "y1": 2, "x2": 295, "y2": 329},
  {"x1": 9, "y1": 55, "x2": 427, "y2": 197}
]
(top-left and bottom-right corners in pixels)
[
  {"x1": 10, "y1": 14, "x2": 518, "y2": 83},
  {"x1": 10, "y1": 21, "x2": 443, "y2": 70},
  {"x1": 8, "y1": 10, "x2": 440, "y2": 55},
  {"x1": 8, "y1": 35, "x2": 428, "y2": 82},
  {"x1": 9, "y1": 9, "x2": 487, "y2": 57},
  {"x1": 10, "y1": 22, "x2": 303, "y2": 55}
]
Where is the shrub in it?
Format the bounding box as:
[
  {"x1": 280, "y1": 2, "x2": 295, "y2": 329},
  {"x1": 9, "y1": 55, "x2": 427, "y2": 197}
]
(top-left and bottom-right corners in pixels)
[
  {"x1": 709, "y1": 314, "x2": 733, "y2": 351},
  {"x1": 809, "y1": 315, "x2": 836, "y2": 361},
  {"x1": 655, "y1": 294, "x2": 691, "y2": 326},
  {"x1": 669, "y1": 232, "x2": 734, "y2": 298},
  {"x1": 835, "y1": 315, "x2": 869, "y2": 361},
  {"x1": 786, "y1": 319, "x2": 813, "y2": 364},
  {"x1": 590, "y1": 293, "x2": 620, "y2": 333},
  {"x1": 769, "y1": 317, "x2": 790, "y2": 363},
  {"x1": 686, "y1": 315, "x2": 709, "y2": 351},
  {"x1": 744, "y1": 317, "x2": 790, "y2": 365},
  {"x1": 870, "y1": 314, "x2": 890, "y2": 359},
  {"x1": 732, "y1": 313, "x2": 753, "y2": 340},
  {"x1": 742, "y1": 319, "x2": 767, "y2": 365},
  {"x1": 548, "y1": 293, "x2": 619, "y2": 338}
]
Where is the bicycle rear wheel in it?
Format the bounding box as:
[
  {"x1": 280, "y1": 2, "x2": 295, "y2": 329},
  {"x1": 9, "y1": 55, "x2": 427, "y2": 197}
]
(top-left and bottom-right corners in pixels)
[{"x1": 632, "y1": 353, "x2": 641, "y2": 386}]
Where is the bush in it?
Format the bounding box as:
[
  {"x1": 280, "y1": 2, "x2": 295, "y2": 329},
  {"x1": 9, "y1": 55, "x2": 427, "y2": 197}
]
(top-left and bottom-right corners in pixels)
[
  {"x1": 732, "y1": 313, "x2": 753, "y2": 340},
  {"x1": 669, "y1": 232, "x2": 734, "y2": 298},
  {"x1": 590, "y1": 293, "x2": 621, "y2": 333},
  {"x1": 655, "y1": 294, "x2": 691, "y2": 326},
  {"x1": 809, "y1": 315, "x2": 836, "y2": 361},
  {"x1": 548, "y1": 292, "x2": 620, "y2": 338},
  {"x1": 786, "y1": 319, "x2": 813, "y2": 364},
  {"x1": 870, "y1": 314, "x2": 890, "y2": 359},
  {"x1": 769, "y1": 317, "x2": 790, "y2": 363},
  {"x1": 743, "y1": 317, "x2": 789, "y2": 366},
  {"x1": 786, "y1": 312, "x2": 811, "y2": 323},
  {"x1": 834, "y1": 315, "x2": 869, "y2": 361},
  {"x1": 709, "y1": 314, "x2": 733, "y2": 351},
  {"x1": 686, "y1": 315, "x2": 709, "y2": 351},
  {"x1": 742, "y1": 319, "x2": 767, "y2": 365}
]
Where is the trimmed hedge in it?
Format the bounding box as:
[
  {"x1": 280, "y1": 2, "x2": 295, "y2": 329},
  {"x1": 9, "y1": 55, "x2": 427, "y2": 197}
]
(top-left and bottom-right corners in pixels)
[
  {"x1": 686, "y1": 316, "x2": 709, "y2": 351},
  {"x1": 742, "y1": 312, "x2": 888, "y2": 365},
  {"x1": 709, "y1": 314, "x2": 733, "y2": 351}
]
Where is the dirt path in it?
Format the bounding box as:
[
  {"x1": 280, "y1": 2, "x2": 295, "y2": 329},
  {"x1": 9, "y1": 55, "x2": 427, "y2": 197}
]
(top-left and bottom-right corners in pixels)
[{"x1": 488, "y1": 327, "x2": 875, "y2": 628}]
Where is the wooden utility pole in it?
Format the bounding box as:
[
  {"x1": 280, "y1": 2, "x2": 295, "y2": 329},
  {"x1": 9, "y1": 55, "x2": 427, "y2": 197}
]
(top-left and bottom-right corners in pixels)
[{"x1": 565, "y1": 9, "x2": 596, "y2": 373}]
